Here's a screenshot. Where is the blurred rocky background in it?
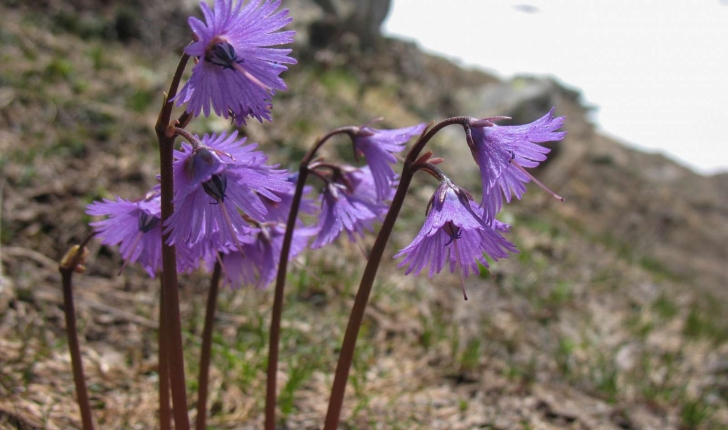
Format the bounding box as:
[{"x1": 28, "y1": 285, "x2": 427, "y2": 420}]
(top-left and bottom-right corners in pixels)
[{"x1": 1, "y1": 0, "x2": 726, "y2": 428}]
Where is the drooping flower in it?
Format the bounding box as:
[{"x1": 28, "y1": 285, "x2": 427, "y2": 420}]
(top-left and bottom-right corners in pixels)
[
  {"x1": 469, "y1": 108, "x2": 566, "y2": 221},
  {"x1": 311, "y1": 166, "x2": 391, "y2": 249},
  {"x1": 394, "y1": 180, "x2": 516, "y2": 298},
  {"x1": 260, "y1": 172, "x2": 318, "y2": 223},
  {"x1": 352, "y1": 122, "x2": 426, "y2": 200},
  {"x1": 175, "y1": 0, "x2": 296, "y2": 125},
  {"x1": 86, "y1": 193, "x2": 199, "y2": 276},
  {"x1": 216, "y1": 223, "x2": 316, "y2": 289},
  {"x1": 164, "y1": 131, "x2": 291, "y2": 248}
]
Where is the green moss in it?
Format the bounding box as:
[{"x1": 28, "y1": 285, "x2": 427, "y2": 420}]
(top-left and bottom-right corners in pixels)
[
  {"x1": 639, "y1": 256, "x2": 683, "y2": 281},
  {"x1": 45, "y1": 58, "x2": 75, "y2": 81},
  {"x1": 459, "y1": 339, "x2": 482, "y2": 371},
  {"x1": 681, "y1": 396, "x2": 714, "y2": 429},
  {"x1": 555, "y1": 336, "x2": 576, "y2": 376},
  {"x1": 319, "y1": 67, "x2": 359, "y2": 94},
  {"x1": 279, "y1": 359, "x2": 315, "y2": 418},
  {"x1": 591, "y1": 354, "x2": 619, "y2": 403},
  {"x1": 126, "y1": 88, "x2": 157, "y2": 113},
  {"x1": 88, "y1": 46, "x2": 108, "y2": 71},
  {"x1": 683, "y1": 305, "x2": 728, "y2": 343},
  {"x1": 548, "y1": 281, "x2": 572, "y2": 305},
  {"x1": 52, "y1": 10, "x2": 109, "y2": 40},
  {"x1": 652, "y1": 294, "x2": 679, "y2": 320}
]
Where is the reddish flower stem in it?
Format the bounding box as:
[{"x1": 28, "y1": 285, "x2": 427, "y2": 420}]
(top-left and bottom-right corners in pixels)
[
  {"x1": 155, "y1": 53, "x2": 192, "y2": 430},
  {"x1": 264, "y1": 127, "x2": 358, "y2": 430},
  {"x1": 158, "y1": 280, "x2": 171, "y2": 430},
  {"x1": 173, "y1": 127, "x2": 203, "y2": 149},
  {"x1": 195, "y1": 260, "x2": 222, "y2": 430},
  {"x1": 323, "y1": 117, "x2": 470, "y2": 429},
  {"x1": 58, "y1": 234, "x2": 96, "y2": 430}
]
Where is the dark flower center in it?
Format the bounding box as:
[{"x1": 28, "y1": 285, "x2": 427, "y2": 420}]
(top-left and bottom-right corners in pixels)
[
  {"x1": 443, "y1": 222, "x2": 462, "y2": 245},
  {"x1": 207, "y1": 42, "x2": 244, "y2": 70},
  {"x1": 138, "y1": 212, "x2": 160, "y2": 233},
  {"x1": 202, "y1": 174, "x2": 228, "y2": 203}
]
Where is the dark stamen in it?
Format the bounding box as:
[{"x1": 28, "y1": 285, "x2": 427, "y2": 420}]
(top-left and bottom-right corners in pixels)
[
  {"x1": 203, "y1": 174, "x2": 228, "y2": 204},
  {"x1": 208, "y1": 42, "x2": 244, "y2": 70},
  {"x1": 138, "y1": 212, "x2": 160, "y2": 233},
  {"x1": 443, "y1": 222, "x2": 462, "y2": 246}
]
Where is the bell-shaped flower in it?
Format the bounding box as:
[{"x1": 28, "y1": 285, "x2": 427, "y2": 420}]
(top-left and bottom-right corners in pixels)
[
  {"x1": 216, "y1": 223, "x2": 316, "y2": 289},
  {"x1": 175, "y1": 0, "x2": 296, "y2": 125},
  {"x1": 259, "y1": 172, "x2": 318, "y2": 223},
  {"x1": 86, "y1": 193, "x2": 199, "y2": 276},
  {"x1": 469, "y1": 108, "x2": 566, "y2": 221},
  {"x1": 352, "y1": 122, "x2": 426, "y2": 201},
  {"x1": 164, "y1": 131, "x2": 291, "y2": 249},
  {"x1": 394, "y1": 180, "x2": 516, "y2": 299},
  {"x1": 312, "y1": 166, "x2": 390, "y2": 249}
]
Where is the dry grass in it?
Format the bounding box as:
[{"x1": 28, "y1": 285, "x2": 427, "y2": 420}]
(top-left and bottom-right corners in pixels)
[{"x1": 1, "y1": 3, "x2": 727, "y2": 429}]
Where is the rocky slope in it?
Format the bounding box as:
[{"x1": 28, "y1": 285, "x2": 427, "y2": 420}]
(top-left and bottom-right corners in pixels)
[{"x1": 1, "y1": 1, "x2": 727, "y2": 429}]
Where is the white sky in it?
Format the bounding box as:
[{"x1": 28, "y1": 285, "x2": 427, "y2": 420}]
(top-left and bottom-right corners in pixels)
[{"x1": 384, "y1": 0, "x2": 728, "y2": 175}]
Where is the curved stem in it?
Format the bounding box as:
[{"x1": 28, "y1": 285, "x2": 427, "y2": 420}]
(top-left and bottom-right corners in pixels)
[
  {"x1": 195, "y1": 260, "x2": 222, "y2": 430},
  {"x1": 173, "y1": 127, "x2": 203, "y2": 149},
  {"x1": 264, "y1": 127, "x2": 358, "y2": 430},
  {"x1": 323, "y1": 117, "x2": 470, "y2": 429},
  {"x1": 155, "y1": 53, "x2": 192, "y2": 430},
  {"x1": 156, "y1": 53, "x2": 190, "y2": 132},
  {"x1": 406, "y1": 117, "x2": 471, "y2": 164},
  {"x1": 58, "y1": 234, "x2": 96, "y2": 430},
  {"x1": 417, "y1": 162, "x2": 449, "y2": 182}
]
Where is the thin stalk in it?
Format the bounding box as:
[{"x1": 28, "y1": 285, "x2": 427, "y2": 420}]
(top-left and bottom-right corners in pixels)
[
  {"x1": 155, "y1": 53, "x2": 192, "y2": 430},
  {"x1": 157, "y1": 53, "x2": 190, "y2": 131},
  {"x1": 264, "y1": 127, "x2": 357, "y2": 430},
  {"x1": 407, "y1": 117, "x2": 471, "y2": 164},
  {"x1": 58, "y1": 234, "x2": 96, "y2": 430},
  {"x1": 157, "y1": 137, "x2": 190, "y2": 430},
  {"x1": 158, "y1": 280, "x2": 171, "y2": 430},
  {"x1": 322, "y1": 159, "x2": 414, "y2": 429},
  {"x1": 323, "y1": 117, "x2": 470, "y2": 429},
  {"x1": 195, "y1": 260, "x2": 222, "y2": 430},
  {"x1": 173, "y1": 127, "x2": 203, "y2": 149}
]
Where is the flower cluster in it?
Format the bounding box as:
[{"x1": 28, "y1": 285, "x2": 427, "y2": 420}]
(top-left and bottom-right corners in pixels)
[
  {"x1": 86, "y1": 130, "x2": 301, "y2": 287},
  {"x1": 85, "y1": 0, "x2": 566, "y2": 292},
  {"x1": 87, "y1": 122, "x2": 427, "y2": 286},
  {"x1": 213, "y1": 223, "x2": 317, "y2": 289},
  {"x1": 164, "y1": 131, "x2": 291, "y2": 249},
  {"x1": 84, "y1": 0, "x2": 427, "y2": 287},
  {"x1": 86, "y1": 192, "x2": 203, "y2": 276},
  {"x1": 74, "y1": 3, "x2": 574, "y2": 430},
  {"x1": 394, "y1": 110, "x2": 566, "y2": 291}
]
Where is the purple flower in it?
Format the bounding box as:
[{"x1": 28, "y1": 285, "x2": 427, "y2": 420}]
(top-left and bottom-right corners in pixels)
[
  {"x1": 217, "y1": 224, "x2": 315, "y2": 289},
  {"x1": 394, "y1": 180, "x2": 516, "y2": 296},
  {"x1": 312, "y1": 166, "x2": 390, "y2": 249},
  {"x1": 86, "y1": 194, "x2": 199, "y2": 276},
  {"x1": 165, "y1": 131, "x2": 291, "y2": 248},
  {"x1": 175, "y1": 0, "x2": 296, "y2": 125},
  {"x1": 352, "y1": 123, "x2": 426, "y2": 201},
  {"x1": 469, "y1": 108, "x2": 566, "y2": 221},
  {"x1": 260, "y1": 172, "x2": 318, "y2": 223}
]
